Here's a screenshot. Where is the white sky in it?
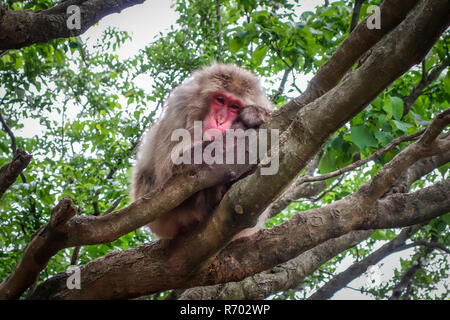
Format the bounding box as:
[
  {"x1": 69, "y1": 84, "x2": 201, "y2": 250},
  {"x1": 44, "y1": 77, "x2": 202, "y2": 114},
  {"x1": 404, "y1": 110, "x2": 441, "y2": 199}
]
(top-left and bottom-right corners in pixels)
[{"x1": 82, "y1": 0, "x2": 178, "y2": 59}]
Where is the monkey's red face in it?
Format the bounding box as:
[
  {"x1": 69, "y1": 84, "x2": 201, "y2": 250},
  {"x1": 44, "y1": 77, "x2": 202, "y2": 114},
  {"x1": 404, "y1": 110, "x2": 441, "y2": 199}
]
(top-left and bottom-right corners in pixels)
[{"x1": 204, "y1": 91, "x2": 243, "y2": 139}]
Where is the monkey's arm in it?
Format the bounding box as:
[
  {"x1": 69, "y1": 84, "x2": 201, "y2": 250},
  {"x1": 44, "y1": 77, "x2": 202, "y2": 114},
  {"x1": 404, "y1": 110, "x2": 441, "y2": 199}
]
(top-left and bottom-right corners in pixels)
[{"x1": 234, "y1": 105, "x2": 272, "y2": 129}]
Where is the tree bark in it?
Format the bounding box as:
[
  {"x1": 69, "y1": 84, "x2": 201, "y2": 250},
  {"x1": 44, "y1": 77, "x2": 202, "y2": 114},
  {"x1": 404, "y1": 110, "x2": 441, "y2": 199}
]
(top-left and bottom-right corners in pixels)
[
  {"x1": 0, "y1": 149, "x2": 32, "y2": 199},
  {"x1": 0, "y1": 0, "x2": 146, "y2": 50}
]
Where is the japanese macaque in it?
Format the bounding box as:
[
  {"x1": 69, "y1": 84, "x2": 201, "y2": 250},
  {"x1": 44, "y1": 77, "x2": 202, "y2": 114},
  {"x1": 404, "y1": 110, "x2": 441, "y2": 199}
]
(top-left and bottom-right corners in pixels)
[{"x1": 131, "y1": 63, "x2": 273, "y2": 239}]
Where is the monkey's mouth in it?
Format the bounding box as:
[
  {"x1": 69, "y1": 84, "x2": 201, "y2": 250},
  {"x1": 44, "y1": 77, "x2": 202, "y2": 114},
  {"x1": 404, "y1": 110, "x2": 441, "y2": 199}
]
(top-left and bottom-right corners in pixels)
[{"x1": 214, "y1": 121, "x2": 227, "y2": 131}]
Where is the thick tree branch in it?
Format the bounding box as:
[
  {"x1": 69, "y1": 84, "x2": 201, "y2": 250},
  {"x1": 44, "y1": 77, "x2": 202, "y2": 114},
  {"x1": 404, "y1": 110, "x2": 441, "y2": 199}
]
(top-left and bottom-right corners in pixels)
[
  {"x1": 188, "y1": 137, "x2": 450, "y2": 300},
  {"x1": 271, "y1": 0, "x2": 421, "y2": 131},
  {"x1": 28, "y1": 174, "x2": 449, "y2": 300},
  {"x1": 28, "y1": 105, "x2": 450, "y2": 299},
  {"x1": 178, "y1": 230, "x2": 373, "y2": 300},
  {"x1": 308, "y1": 225, "x2": 422, "y2": 300},
  {"x1": 0, "y1": 161, "x2": 252, "y2": 299},
  {"x1": 0, "y1": 0, "x2": 146, "y2": 50},
  {"x1": 0, "y1": 149, "x2": 32, "y2": 199},
  {"x1": 0, "y1": 197, "x2": 77, "y2": 300}
]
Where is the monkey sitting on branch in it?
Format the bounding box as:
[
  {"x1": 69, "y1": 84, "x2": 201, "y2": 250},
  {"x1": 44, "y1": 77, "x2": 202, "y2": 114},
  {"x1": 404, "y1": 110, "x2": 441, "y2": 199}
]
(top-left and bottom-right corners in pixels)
[{"x1": 131, "y1": 63, "x2": 273, "y2": 239}]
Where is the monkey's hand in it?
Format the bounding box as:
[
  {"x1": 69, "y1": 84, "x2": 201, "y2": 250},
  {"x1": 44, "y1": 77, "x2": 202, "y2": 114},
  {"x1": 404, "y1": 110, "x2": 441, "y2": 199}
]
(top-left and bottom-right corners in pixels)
[{"x1": 236, "y1": 105, "x2": 271, "y2": 129}]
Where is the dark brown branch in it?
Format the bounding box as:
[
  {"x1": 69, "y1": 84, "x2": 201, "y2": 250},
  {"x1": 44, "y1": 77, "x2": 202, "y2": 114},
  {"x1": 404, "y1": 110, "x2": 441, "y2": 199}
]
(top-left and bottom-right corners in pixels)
[
  {"x1": 403, "y1": 241, "x2": 450, "y2": 254},
  {"x1": 178, "y1": 230, "x2": 374, "y2": 300},
  {"x1": 349, "y1": 0, "x2": 365, "y2": 33},
  {"x1": 389, "y1": 260, "x2": 423, "y2": 300},
  {"x1": 0, "y1": 0, "x2": 146, "y2": 50},
  {"x1": 0, "y1": 110, "x2": 28, "y2": 183},
  {"x1": 272, "y1": 63, "x2": 295, "y2": 101},
  {"x1": 70, "y1": 246, "x2": 81, "y2": 266},
  {"x1": 0, "y1": 149, "x2": 32, "y2": 199},
  {"x1": 103, "y1": 195, "x2": 126, "y2": 215},
  {"x1": 0, "y1": 197, "x2": 77, "y2": 299},
  {"x1": 295, "y1": 130, "x2": 424, "y2": 187},
  {"x1": 216, "y1": 0, "x2": 222, "y2": 47},
  {"x1": 0, "y1": 111, "x2": 17, "y2": 152},
  {"x1": 92, "y1": 201, "x2": 100, "y2": 216},
  {"x1": 402, "y1": 60, "x2": 450, "y2": 118}
]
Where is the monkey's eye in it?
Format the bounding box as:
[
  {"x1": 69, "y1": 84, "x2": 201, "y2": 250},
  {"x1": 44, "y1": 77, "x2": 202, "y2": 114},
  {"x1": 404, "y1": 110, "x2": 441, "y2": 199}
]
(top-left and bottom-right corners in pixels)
[
  {"x1": 230, "y1": 104, "x2": 240, "y2": 110},
  {"x1": 216, "y1": 96, "x2": 225, "y2": 104}
]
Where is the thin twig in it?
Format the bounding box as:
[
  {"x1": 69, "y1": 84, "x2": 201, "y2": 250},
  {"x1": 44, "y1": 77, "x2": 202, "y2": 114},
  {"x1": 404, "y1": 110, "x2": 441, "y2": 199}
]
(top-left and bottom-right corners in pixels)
[
  {"x1": 349, "y1": 0, "x2": 365, "y2": 33},
  {"x1": 403, "y1": 241, "x2": 450, "y2": 254},
  {"x1": 295, "y1": 130, "x2": 425, "y2": 186},
  {"x1": 272, "y1": 63, "x2": 295, "y2": 102},
  {"x1": 103, "y1": 195, "x2": 126, "y2": 215}
]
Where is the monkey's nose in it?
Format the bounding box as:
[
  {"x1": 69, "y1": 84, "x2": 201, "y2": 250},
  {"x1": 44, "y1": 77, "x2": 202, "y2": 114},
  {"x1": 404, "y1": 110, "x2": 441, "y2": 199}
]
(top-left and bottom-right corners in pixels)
[{"x1": 217, "y1": 117, "x2": 225, "y2": 125}]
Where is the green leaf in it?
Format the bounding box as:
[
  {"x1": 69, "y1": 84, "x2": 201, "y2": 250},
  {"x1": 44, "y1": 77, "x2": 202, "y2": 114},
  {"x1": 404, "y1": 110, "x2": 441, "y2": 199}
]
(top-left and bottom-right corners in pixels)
[
  {"x1": 443, "y1": 72, "x2": 450, "y2": 95},
  {"x1": 392, "y1": 120, "x2": 413, "y2": 132},
  {"x1": 371, "y1": 230, "x2": 388, "y2": 240},
  {"x1": 251, "y1": 45, "x2": 268, "y2": 66},
  {"x1": 442, "y1": 213, "x2": 450, "y2": 226},
  {"x1": 390, "y1": 96, "x2": 404, "y2": 120},
  {"x1": 375, "y1": 131, "x2": 393, "y2": 145},
  {"x1": 14, "y1": 56, "x2": 23, "y2": 69},
  {"x1": 438, "y1": 162, "x2": 449, "y2": 177},
  {"x1": 350, "y1": 125, "x2": 378, "y2": 149},
  {"x1": 229, "y1": 38, "x2": 243, "y2": 54},
  {"x1": 15, "y1": 87, "x2": 25, "y2": 100},
  {"x1": 54, "y1": 50, "x2": 65, "y2": 65},
  {"x1": 318, "y1": 149, "x2": 336, "y2": 174},
  {"x1": 371, "y1": 96, "x2": 383, "y2": 109},
  {"x1": 382, "y1": 97, "x2": 392, "y2": 119}
]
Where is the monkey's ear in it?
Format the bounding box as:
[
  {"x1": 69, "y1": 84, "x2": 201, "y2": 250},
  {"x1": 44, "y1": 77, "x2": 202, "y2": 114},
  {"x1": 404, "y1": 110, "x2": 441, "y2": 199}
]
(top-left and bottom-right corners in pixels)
[{"x1": 238, "y1": 105, "x2": 271, "y2": 128}]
